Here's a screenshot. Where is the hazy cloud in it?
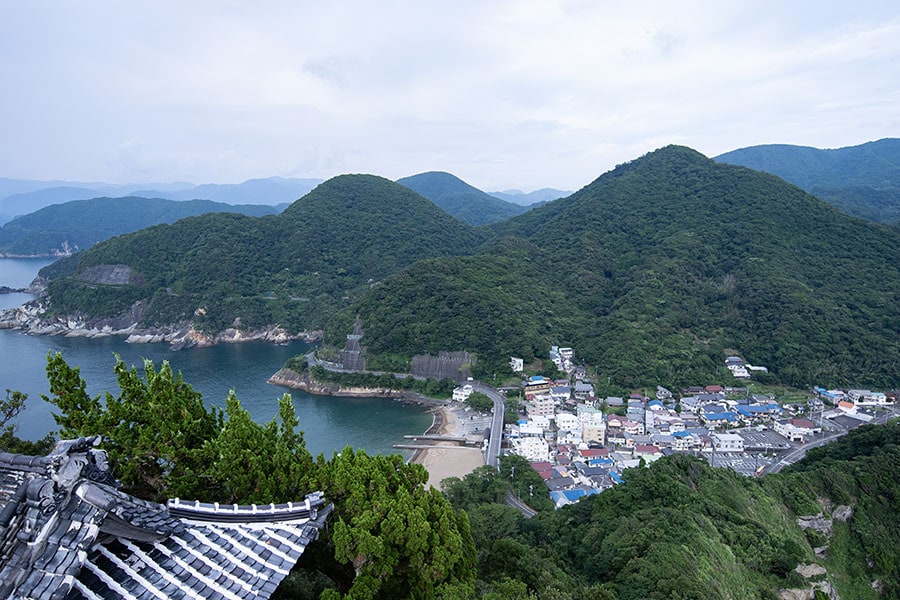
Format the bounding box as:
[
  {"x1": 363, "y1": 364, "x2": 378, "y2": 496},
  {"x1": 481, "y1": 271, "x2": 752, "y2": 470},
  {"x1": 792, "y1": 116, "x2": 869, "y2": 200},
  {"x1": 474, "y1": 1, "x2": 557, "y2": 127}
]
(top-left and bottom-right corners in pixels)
[{"x1": 1, "y1": 0, "x2": 897, "y2": 191}]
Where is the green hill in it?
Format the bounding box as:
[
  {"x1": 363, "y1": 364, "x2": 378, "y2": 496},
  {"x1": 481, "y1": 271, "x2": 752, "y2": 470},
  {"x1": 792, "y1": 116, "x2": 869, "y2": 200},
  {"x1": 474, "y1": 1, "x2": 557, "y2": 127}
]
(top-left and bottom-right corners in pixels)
[
  {"x1": 0, "y1": 196, "x2": 279, "y2": 256},
  {"x1": 41, "y1": 175, "x2": 486, "y2": 333},
  {"x1": 442, "y1": 420, "x2": 900, "y2": 599},
  {"x1": 35, "y1": 147, "x2": 900, "y2": 389},
  {"x1": 716, "y1": 138, "x2": 900, "y2": 224},
  {"x1": 396, "y1": 171, "x2": 532, "y2": 225},
  {"x1": 351, "y1": 146, "x2": 900, "y2": 388}
]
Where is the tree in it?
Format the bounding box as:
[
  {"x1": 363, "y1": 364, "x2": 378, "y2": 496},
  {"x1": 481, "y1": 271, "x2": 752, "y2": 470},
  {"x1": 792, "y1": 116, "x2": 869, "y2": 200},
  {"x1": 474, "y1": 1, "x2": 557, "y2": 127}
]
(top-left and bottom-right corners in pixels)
[
  {"x1": 466, "y1": 392, "x2": 494, "y2": 413},
  {"x1": 43, "y1": 352, "x2": 479, "y2": 597},
  {"x1": 310, "y1": 447, "x2": 477, "y2": 599},
  {"x1": 43, "y1": 352, "x2": 222, "y2": 501},
  {"x1": 0, "y1": 389, "x2": 55, "y2": 455},
  {"x1": 199, "y1": 393, "x2": 314, "y2": 504}
]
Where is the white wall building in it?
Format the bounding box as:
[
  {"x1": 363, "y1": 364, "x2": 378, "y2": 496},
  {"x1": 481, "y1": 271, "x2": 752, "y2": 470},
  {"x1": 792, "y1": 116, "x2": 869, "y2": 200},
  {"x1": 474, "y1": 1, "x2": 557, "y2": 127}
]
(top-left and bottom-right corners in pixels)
[
  {"x1": 711, "y1": 432, "x2": 744, "y2": 453},
  {"x1": 512, "y1": 436, "x2": 550, "y2": 462},
  {"x1": 452, "y1": 384, "x2": 474, "y2": 402}
]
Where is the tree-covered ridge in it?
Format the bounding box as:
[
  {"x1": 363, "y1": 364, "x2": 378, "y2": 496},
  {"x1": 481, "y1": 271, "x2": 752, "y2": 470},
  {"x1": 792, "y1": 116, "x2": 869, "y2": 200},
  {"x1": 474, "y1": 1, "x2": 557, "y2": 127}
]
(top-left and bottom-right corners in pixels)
[
  {"x1": 716, "y1": 138, "x2": 900, "y2": 224},
  {"x1": 715, "y1": 138, "x2": 900, "y2": 191},
  {"x1": 351, "y1": 146, "x2": 900, "y2": 388},
  {"x1": 0, "y1": 196, "x2": 280, "y2": 256},
  {"x1": 396, "y1": 171, "x2": 532, "y2": 226},
  {"x1": 40, "y1": 175, "x2": 487, "y2": 333}
]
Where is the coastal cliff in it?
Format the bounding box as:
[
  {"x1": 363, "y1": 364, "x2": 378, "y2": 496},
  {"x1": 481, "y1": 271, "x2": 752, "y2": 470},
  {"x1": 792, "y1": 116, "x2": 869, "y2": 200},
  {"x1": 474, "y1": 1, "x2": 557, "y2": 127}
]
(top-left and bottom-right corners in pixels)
[
  {"x1": 0, "y1": 297, "x2": 322, "y2": 349},
  {"x1": 268, "y1": 368, "x2": 403, "y2": 398}
]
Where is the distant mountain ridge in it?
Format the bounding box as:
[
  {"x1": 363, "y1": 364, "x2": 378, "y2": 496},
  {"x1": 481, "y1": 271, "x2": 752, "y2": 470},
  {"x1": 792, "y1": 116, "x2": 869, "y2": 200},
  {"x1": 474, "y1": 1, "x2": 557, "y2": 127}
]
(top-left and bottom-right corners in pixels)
[
  {"x1": 396, "y1": 171, "x2": 532, "y2": 225},
  {"x1": 488, "y1": 187, "x2": 571, "y2": 206},
  {"x1": 0, "y1": 197, "x2": 280, "y2": 257},
  {"x1": 716, "y1": 138, "x2": 900, "y2": 224},
  {"x1": 0, "y1": 176, "x2": 324, "y2": 224}
]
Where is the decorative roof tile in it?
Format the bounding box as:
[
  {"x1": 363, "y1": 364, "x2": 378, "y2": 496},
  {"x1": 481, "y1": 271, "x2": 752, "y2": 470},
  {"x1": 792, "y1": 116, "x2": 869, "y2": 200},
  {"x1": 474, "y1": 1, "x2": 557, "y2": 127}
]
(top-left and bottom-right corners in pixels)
[{"x1": 0, "y1": 437, "x2": 328, "y2": 600}]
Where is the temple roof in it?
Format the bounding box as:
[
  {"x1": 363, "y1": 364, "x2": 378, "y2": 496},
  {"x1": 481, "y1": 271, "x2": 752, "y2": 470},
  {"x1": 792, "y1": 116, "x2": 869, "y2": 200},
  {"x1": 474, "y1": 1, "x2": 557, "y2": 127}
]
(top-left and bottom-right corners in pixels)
[{"x1": 0, "y1": 437, "x2": 329, "y2": 600}]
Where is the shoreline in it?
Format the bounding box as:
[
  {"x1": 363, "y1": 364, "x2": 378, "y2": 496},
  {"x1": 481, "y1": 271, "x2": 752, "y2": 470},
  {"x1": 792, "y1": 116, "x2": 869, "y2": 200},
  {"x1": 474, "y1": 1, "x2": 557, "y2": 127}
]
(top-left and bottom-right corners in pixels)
[{"x1": 409, "y1": 404, "x2": 486, "y2": 489}]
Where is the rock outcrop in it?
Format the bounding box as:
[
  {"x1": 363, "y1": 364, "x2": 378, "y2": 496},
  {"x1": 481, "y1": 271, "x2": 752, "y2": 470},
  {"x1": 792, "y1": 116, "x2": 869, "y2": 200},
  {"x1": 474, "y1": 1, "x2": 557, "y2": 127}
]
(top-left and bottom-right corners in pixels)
[{"x1": 0, "y1": 297, "x2": 322, "y2": 350}]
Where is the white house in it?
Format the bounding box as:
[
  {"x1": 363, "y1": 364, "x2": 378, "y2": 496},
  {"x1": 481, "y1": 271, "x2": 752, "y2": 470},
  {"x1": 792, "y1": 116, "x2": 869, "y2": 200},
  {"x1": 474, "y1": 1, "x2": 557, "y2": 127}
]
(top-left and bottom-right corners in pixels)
[
  {"x1": 711, "y1": 432, "x2": 744, "y2": 452},
  {"x1": 509, "y1": 357, "x2": 524, "y2": 372},
  {"x1": 512, "y1": 436, "x2": 550, "y2": 462},
  {"x1": 452, "y1": 384, "x2": 474, "y2": 402}
]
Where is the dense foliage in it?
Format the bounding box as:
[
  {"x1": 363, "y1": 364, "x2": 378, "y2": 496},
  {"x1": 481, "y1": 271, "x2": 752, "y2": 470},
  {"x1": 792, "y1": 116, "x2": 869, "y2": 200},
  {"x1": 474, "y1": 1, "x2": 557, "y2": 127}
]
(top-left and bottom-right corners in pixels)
[
  {"x1": 716, "y1": 138, "x2": 900, "y2": 224},
  {"x1": 9, "y1": 353, "x2": 900, "y2": 598},
  {"x1": 396, "y1": 171, "x2": 532, "y2": 226},
  {"x1": 354, "y1": 146, "x2": 900, "y2": 388},
  {"x1": 37, "y1": 147, "x2": 900, "y2": 390},
  {"x1": 765, "y1": 421, "x2": 900, "y2": 598},
  {"x1": 40, "y1": 175, "x2": 486, "y2": 332},
  {"x1": 0, "y1": 196, "x2": 278, "y2": 256},
  {"x1": 37, "y1": 353, "x2": 476, "y2": 599}
]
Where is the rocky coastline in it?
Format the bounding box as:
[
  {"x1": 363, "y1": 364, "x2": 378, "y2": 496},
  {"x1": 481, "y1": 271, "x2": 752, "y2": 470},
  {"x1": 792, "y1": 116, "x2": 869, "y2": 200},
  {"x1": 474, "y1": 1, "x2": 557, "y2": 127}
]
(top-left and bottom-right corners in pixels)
[
  {"x1": 0, "y1": 297, "x2": 322, "y2": 350},
  {"x1": 267, "y1": 368, "x2": 406, "y2": 398}
]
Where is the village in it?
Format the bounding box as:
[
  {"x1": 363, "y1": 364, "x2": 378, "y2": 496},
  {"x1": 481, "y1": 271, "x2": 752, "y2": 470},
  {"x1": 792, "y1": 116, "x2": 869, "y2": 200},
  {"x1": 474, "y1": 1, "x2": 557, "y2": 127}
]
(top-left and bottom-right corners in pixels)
[{"x1": 451, "y1": 347, "x2": 900, "y2": 509}]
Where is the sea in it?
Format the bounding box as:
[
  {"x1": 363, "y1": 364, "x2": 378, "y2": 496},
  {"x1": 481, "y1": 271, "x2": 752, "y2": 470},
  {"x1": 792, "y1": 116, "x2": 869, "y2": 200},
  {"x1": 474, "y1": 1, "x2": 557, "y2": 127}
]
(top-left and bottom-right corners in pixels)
[{"x1": 0, "y1": 257, "x2": 431, "y2": 457}]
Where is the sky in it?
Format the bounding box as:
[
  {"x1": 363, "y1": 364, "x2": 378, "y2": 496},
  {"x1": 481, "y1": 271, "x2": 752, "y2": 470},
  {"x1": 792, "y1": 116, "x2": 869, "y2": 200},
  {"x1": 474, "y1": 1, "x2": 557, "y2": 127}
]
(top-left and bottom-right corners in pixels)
[{"x1": 1, "y1": 1, "x2": 898, "y2": 192}]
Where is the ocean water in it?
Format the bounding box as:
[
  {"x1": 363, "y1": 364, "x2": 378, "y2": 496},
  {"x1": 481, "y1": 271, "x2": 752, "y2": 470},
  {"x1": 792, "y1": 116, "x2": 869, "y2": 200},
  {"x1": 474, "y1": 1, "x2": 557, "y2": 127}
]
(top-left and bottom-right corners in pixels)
[{"x1": 0, "y1": 258, "x2": 431, "y2": 457}]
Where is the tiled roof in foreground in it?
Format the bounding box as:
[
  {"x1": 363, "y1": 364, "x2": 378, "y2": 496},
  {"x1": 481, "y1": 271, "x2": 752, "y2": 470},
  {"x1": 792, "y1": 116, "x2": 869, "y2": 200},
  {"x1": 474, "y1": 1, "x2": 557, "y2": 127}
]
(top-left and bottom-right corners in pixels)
[{"x1": 0, "y1": 437, "x2": 329, "y2": 600}]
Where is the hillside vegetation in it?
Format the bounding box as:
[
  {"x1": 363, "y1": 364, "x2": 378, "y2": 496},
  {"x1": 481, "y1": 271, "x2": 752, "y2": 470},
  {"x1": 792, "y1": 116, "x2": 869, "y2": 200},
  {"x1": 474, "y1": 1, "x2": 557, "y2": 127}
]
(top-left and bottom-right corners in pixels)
[
  {"x1": 353, "y1": 146, "x2": 900, "y2": 388},
  {"x1": 35, "y1": 147, "x2": 900, "y2": 389},
  {"x1": 716, "y1": 138, "x2": 900, "y2": 224},
  {"x1": 0, "y1": 196, "x2": 279, "y2": 256},
  {"x1": 42, "y1": 175, "x2": 486, "y2": 332}
]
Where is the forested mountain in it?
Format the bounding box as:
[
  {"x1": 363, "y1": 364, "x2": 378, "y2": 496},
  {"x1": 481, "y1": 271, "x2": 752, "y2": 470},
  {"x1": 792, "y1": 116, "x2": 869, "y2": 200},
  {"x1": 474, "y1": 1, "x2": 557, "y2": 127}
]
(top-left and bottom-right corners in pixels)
[
  {"x1": 0, "y1": 196, "x2": 280, "y2": 256},
  {"x1": 0, "y1": 176, "x2": 323, "y2": 224},
  {"x1": 351, "y1": 146, "x2": 900, "y2": 388},
  {"x1": 396, "y1": 171, "x2": 532, "y2": 225},
  {"x1": 442, "y1": 420, "x2": 900, "y2": 599},
  {"x1": 31, "y1": 147, "x2": 900, "y2": 389},
  {"x1": 40, "y1": 175, "x2": 486, "y2": 333},
  {"x1": 716, "y1": 138, "x2": 900, "y2": 224}
]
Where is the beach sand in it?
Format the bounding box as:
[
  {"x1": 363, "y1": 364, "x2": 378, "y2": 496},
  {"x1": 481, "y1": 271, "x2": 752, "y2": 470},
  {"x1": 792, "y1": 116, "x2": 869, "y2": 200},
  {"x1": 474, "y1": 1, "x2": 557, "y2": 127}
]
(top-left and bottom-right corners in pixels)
[{"x1": 412, "y1": 405, "x2": 485, "y2": 489}]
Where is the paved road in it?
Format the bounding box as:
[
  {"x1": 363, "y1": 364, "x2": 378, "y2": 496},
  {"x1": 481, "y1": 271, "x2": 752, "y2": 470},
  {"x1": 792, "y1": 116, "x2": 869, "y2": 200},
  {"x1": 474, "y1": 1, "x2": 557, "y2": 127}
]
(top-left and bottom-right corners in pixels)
[
  {"x1": 471, "y1": 381, "x2": 505, "y2": 468},
  {"x1": 763, "y1": 408, "x2": 897, "y2": 474}
]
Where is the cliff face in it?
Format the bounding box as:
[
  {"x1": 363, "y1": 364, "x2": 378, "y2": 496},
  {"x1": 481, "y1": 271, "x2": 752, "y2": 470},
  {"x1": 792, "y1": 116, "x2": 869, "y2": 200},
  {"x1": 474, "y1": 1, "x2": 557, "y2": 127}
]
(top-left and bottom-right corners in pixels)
[
  {"x1": 267, "y1": 368, "x2": 402, "y2": 398},
  {"x1": 0, "y1": 298, "x2": 322, "y2": 349}
]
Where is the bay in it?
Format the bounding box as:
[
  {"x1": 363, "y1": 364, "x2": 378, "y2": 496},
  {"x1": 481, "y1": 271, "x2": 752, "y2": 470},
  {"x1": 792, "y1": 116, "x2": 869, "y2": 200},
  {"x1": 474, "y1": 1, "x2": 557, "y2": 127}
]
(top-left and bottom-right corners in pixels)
[{"x1": 0, "y1": 258, "x2": 431, "y2": 457}]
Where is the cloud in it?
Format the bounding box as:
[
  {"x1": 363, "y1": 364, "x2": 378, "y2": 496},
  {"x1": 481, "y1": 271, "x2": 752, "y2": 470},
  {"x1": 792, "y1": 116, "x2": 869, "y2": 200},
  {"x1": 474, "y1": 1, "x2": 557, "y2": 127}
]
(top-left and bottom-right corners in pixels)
[{"x1": 1, "y1": 1, "x2": 898, "y2": 190}]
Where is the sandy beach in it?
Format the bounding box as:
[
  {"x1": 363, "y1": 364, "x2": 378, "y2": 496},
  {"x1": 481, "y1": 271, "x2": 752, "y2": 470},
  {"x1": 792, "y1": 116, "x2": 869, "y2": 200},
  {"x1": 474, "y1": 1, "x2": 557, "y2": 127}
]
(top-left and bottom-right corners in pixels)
[{"x1": 411, "y1": 404, "x2": 486, "y2": 489}]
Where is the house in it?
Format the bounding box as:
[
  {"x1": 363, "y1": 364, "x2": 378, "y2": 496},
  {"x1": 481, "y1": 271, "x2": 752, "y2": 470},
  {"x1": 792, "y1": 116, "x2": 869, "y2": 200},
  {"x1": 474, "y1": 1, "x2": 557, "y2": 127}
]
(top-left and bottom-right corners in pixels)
[
  {"x1": 524, "y1": 393, "x2": 556, "y2": 417},
  {"x1": 509, "y1": 357, "x2": 524, "y2": 372},
  {"x1": 452, "y1": 384, "x2": 474, "y2": 402},
  {"x1": 773, "y1": 418, "x2": 821, "y2": 442},
  {"x1": 711, "y1": 432, "x2": 744, "y2": 452},
  {"x1": 701, "y1": 411, "x2": 739, "y2": 428},
  {"x1": 523, "y1": 376, "x2": 552, "y2": 398},
  {"x1": 573, "y1": 381, "x2": 594, "y2": 400},
  {"x1": 656, "y1": 386, "x2": 673, "y2": 400},
  {"x1": 633, "y1": 445, "x2": 663, "y2": 462},
  {"x1": 0, "y1": 437, "x2": 328, "y2": 600},
  {"x1": 512, "y1": 436, "x2": 550, "y2": 462},
  {"x1": 550, "y1": 385, "x2": 573, "y2": 403}
]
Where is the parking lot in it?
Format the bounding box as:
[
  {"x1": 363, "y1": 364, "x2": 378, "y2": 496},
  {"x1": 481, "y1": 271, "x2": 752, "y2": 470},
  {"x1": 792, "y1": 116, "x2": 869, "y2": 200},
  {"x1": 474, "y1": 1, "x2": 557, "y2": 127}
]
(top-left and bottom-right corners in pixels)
[
  {"x1": 737, "y1": 429, "x2": 792, "y2": 451},
  {"x1": 705, "y1": 453, "x2": 775, "y2": 477},
  {"x1": 453, "y1": 406, "x2": 493, "y2": 440}
]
